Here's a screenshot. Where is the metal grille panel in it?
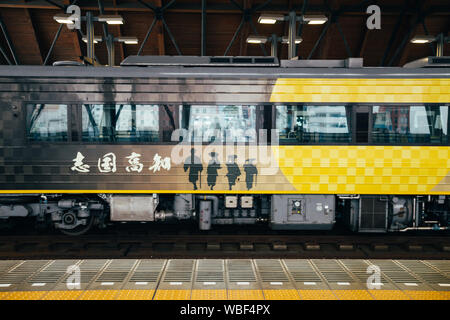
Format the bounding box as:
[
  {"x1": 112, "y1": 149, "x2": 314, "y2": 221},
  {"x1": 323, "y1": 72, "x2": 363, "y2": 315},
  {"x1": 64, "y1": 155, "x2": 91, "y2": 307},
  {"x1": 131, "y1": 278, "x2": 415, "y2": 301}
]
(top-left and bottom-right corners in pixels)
[
  {"x1": 340, "y1": 260, "x2": 389, "y2": 284},
  {"x1": 255, "y1": 260, "x2": 288, "y2": 282},
  {"x1": 312, "y1": 259, "x2": 354, "y2": 283},
  {"x1": 60, "y1": 259, "x2": 108, "y2": 284},
  {"x1": 163, "y1": 260, "x2": 194, "y2": 282},
  {"x1": 227, "y1": 260, "x2": 256, "y2": 282},
  {"x1": 95, "y1": 260, "x2": 136, "y2": 283},
  {"x1": 370, "y1": 260, "x2": 421, "y2": 283},
  {"x1": 129, "y1": 260, "x2": 165, "y2": 282},
  {"x1": 424, "y1": 260, "x2": 450, "y2": 276},
  {"x1": 397, "y1": 260, "x2": 449, "y2": 284},
  {"x1": 1, "y1": 261, "x2": 49, "y2": 285},
  {"x1": 283, "y1": 260, "x2": 323, "y2": 282},
  {"x1": 196, "y1": 260, "x2": 224, "y2": 283},
  {"x1": 0, "y1": 261, "x2": 21, "y2": 274}
]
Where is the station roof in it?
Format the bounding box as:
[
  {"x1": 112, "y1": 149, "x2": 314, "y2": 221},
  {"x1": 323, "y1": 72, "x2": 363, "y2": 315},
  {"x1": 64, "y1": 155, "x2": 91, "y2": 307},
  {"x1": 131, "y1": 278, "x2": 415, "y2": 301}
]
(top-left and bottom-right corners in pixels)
[{"x1": 0, "y1": 0, "x2": 448, "y2": 67}]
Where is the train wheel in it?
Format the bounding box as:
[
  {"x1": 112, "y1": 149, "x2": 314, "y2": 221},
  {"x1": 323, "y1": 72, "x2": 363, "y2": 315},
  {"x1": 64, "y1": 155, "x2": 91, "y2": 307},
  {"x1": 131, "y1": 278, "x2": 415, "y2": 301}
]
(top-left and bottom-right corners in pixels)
[{"x1": 59, "y1": 214, "x2": 94, "y2": 236}]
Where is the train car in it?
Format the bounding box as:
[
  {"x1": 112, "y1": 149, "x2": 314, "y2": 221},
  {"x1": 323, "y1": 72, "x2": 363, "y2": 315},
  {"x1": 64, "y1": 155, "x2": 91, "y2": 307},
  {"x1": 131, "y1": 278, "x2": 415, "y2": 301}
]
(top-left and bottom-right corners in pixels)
[{"x1": 0, "y1": 56, "x2": 449, "y2": 235}]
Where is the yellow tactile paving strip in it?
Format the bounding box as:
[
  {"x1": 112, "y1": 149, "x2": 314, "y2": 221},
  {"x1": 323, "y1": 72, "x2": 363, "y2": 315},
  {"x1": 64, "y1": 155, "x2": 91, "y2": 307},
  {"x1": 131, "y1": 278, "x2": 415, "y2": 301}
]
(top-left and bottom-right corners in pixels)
[
  {"x1": 115, "y1": 290, "x2": 155, "y2": 300},
  {"x1": 228, "y1": 290, "x2": 264, "y2": 300},
  {"x1": 0, "y1": 290, "x2": 448, "y2": 300},
  {"x1": 78, "y1": 290, "x2": 120, "y2": 300},
  {"x1": 333, "y1": 290, "x2": 374, "y2": 300},
  {"x1": 191, "y1": 290, "x2": 227, "y2": 300},
  {"x1": 369, "y1": 290, "x2": 411, "y2": 300},
  {"x1": 0, "y1": 292, "x2": 12, "y2": 299},
  {"x1": 404, "y1": 290, "x2": 448, "y2": 300},
  {"x1": 42, "y1": 290, "x2": 83, "y2": 300},
  {"x1": 263, "y1": 289, "x2": 300, "y2": 300},
  {"x1": 154, "y1": 289, "x2": 191, "y2": 300},
  {"x1": 298, "y1": 290, "x2": 337, "y2": 300},
  {"x1": 3, "y1": 291, "x2": 49, "y2": 300},
  {"x1": 437, "y1": 291, "x2": 450, "y2": 300}
]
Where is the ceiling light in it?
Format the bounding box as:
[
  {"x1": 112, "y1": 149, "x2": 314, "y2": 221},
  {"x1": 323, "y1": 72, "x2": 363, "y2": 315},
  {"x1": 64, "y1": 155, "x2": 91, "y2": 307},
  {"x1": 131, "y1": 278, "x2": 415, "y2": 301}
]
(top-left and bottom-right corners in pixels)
[
  {"x1": 302, "y1": 15, "x2": 328, "y2": 25},
  {"x1": 410, "y1": 36, "x2": 436, "y2": 44},
  {"x1": 97, "y1": 15, "x2": 124, "y2": 25},
  {"x1": 117, "y1": 36, "x2": 139, "y2": 44},
  {"x1": 258, "y1": 14, "x2": 284, "y2": 24},
  {"x1": 281, "y1": 36, "x2": 303, "y2": 44},
  {"x1": 82, "y1": 36, "x2": 103, "y2": 44},
  {"x1": 246, "y1": 35, "x2": 268, "y2": 44},
  {"x1": 53, "y1": 13, "x2": 76, "y2": 24}
]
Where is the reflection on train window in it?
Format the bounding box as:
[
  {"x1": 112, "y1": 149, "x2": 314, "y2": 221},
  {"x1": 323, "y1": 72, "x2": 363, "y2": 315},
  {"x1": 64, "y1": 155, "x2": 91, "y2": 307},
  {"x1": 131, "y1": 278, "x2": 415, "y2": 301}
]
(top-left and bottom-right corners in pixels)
[
  {"x1": 276, "y1": 105, "x2": 351, "y2": 143},
  {"x1": 372, "y1": 105, "x2": 448, "y2": 144},
  {"x1": 179, "y1": 105, "x2": 256, "y2": 143},
  {"x1": 27, "y1": 104, "x2": 68, "y2": 141},
  {"x1": 82, "y1": 104, "x2": 164, "y2": 142}
]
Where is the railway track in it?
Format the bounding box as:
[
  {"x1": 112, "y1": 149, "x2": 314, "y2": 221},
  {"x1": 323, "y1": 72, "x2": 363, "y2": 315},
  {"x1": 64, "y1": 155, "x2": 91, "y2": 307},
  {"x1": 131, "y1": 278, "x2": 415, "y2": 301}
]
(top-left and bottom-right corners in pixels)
[{"x1": 0, "y1": 225, "x2": 448, "y2": 260}]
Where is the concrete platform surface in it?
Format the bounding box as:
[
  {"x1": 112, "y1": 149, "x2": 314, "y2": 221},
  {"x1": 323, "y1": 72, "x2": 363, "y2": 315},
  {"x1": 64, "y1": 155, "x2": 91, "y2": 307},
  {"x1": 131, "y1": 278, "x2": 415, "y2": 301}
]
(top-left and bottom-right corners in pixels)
[{"x1": 0, "y1": 259, "x2": 448, "y2": 300}]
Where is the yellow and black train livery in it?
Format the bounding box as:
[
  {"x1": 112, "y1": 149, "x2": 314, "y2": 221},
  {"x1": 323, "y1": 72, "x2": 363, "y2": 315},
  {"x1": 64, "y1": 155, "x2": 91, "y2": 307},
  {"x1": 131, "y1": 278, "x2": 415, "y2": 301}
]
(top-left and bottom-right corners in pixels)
[{"x1": 0, "y1": 56, "x2": 448, "y2": 234}]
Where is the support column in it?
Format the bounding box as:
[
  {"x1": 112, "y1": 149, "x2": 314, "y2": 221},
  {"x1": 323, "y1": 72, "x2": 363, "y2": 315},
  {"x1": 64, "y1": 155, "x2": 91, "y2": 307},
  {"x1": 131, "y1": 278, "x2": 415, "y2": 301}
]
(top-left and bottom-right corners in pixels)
[
  {"x1": 106, "y1": 34, "x2": 115, "y2": 66},
  {"x1": 436, "y1": 33, "x2": 444, "y2": 57},
  {"x1": 86, "y1": 11, "x2": 95, "y2": 62},
  {"x1": 270, "y1": 34, "x2": 278, "y2": 57},
  {"x1": 288, "y1": 11, "x2": 296, "y2": 60}
]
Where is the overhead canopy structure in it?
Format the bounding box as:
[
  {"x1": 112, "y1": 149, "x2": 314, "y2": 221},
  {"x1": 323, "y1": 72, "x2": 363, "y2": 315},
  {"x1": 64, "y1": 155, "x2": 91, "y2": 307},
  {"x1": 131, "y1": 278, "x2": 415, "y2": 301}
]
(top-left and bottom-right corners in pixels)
[{"x1": 0, "y1": 0, "x2": 449, "y2": 66}]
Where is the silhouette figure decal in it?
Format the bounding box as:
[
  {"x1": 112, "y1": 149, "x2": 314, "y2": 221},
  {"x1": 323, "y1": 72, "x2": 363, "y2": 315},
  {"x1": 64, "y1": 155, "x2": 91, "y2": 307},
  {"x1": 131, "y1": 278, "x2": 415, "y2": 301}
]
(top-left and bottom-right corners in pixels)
[
  {"x1": 184, "y1": 151, "x2": 258, "y2": 191},
  {"x1": 206, "y1": 152, "x2": 221, "y2": 190},
  {"x1": 183, "y1": 148, "x2": 203, "y2": 190},
  {"x1": 226, "y1": 155, "x2": 241, "y2": 190},
  {"x1": 244, "y1": 159, "x2": 258, "y2": 190}
]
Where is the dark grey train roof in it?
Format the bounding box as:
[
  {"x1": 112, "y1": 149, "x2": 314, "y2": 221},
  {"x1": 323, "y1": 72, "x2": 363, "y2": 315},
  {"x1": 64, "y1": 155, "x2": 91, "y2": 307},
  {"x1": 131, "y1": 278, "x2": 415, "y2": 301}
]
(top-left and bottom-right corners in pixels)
[{"x1": 0, "y1": 64, "x2": 449, "y2": 79}]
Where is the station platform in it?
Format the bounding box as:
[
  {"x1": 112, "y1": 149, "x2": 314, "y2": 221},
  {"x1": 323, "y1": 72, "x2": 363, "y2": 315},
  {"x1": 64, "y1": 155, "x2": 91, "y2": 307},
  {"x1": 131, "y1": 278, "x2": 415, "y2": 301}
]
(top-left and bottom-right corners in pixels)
[{"x1": 0, "y1": 259, "x2": 448, "y2": 300}]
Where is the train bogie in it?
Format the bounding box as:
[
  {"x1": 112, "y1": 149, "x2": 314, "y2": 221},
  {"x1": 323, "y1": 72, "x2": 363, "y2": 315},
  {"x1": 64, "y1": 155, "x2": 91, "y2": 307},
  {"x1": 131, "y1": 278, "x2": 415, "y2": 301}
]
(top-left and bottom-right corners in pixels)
[{"x1": 0, "y1": 193, "x2": 448, "y2": 234}]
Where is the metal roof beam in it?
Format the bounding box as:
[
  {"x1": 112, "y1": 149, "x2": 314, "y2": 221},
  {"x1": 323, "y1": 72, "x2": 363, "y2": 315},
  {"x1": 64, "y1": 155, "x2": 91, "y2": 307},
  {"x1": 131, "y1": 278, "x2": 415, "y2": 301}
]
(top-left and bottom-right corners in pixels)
[
  {"x1": 43, "y1": 23, "x2": 63, "y2": 65},
  {"x1": 201, "y1": 0, "x2": 206, "y2": 56},
  {"x1": 25, "y1": 8, "x2": 44, "y2": 64},
  {"x1": 388, "y1": 0, "x2": 426, "y2": 66},
  {"x1": 0, "y1": 13, "x2": 18, "y2": 64},
  {"x1": 0, "y1": 44, "x2": 12, "y2": 65},
  {"x1": 2, "y1": 1, "x2": 449, "y2": 15},
  {"x1": 379, "y1": 0, "x2": 408, "y2": 66}
]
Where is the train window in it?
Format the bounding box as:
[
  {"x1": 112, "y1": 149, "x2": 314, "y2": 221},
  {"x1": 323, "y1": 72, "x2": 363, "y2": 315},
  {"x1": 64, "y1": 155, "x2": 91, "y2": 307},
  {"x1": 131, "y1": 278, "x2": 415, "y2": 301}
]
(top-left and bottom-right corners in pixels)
[
  {"x1": 82, "y1": 104, "x2": 168, "y2": 142},
  {"x1": 355, "y1": 110, "x2": 370, "y2": 143},
  {"x1": 26, "y1": 104, "x2": 68, "y2": 141},
  {"x1": 371, "y1": 105, "x2": 448, "y2": 144},
  {"x1": 179, "y1": 105, "x2": 257, "y2": 143},
  {"x1": 276, "y1": 105, "x2": 352, "y2": 143}
]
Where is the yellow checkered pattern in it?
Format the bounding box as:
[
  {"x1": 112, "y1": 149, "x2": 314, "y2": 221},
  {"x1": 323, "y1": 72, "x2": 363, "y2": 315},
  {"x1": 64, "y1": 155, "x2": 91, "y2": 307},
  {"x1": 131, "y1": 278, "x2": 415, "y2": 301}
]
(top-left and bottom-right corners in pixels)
[
  {"x1": 270, "y1": 78, "x2": 450, "y2": 103},
  {"x1": 274, "y1": 146, "x2": 450, "y2": 194}
]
